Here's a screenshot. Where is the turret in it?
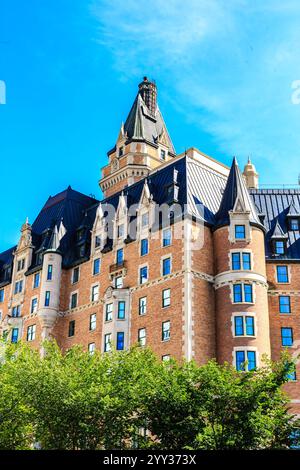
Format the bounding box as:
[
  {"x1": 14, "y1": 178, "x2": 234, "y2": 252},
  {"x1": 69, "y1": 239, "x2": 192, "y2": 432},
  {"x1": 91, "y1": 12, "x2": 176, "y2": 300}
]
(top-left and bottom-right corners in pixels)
[
  {"x1": 213, "y1": 158, "x2": 270, "y2": 371},
  {"x1": 99, "y1": 77, "x2": 176, "y2": 198},
  {"x1": 37, "y1": 223, "x2": 66, "y2": 346},
  {"x1": 243, "y1": 157, "x2": 259, "y2": 189}
]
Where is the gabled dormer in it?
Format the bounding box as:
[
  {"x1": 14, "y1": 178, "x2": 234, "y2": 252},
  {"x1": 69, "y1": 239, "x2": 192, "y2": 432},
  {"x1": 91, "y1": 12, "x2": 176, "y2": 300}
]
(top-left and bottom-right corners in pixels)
[
  {"x1": 137, "y1": 180, "x2": 155, "y2": 239},
  {"x1": 99, "y1": 77, "x2": 176, "y2": 198},
  {"x1": 286, "y1": 202, "x2": 300, "y2": 231},
  {"x1": 215, "y1": 158, "x2": 263, "y2": 243},
  {"x1": 91, "y1": 204, "x2": 106, "y2": 255},
  {"x1": 270, "y1": 219, "x2": 288, "y2": 256},
  {"x1": 114, "y1": 192, "x2": 128, "y2": 245}
]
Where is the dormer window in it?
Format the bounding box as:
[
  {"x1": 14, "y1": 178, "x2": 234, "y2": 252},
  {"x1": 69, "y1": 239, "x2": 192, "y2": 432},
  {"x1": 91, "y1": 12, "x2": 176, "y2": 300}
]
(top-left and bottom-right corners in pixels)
[
  {"x1": 274, "y1": 240, "x2": 285, "y2": 255},
  {"x1": 290, "y1": 218, "x2": 299, "y2": 231},
  {"x1": 235, "y1": 225, "x2": 246, "y2": 240},
  {"x1": 117, "y1": 224, "x2": 124, "y2": 239},
  {"x1": 77, "y1": 229, "x2": 84, "y2": 242},
  {"x1": 95, "y1": 235, "x2": 101, "y2": 249},
  {"x1": 160, "y1": 149, "x2": 166, "y2": 160},
  {"x1": 141, "y1": 212, "x2": 149, "y2": 228},
  {"x1": 118, "y1": 146, "x2": 124, "y2": 157},
  {"x1": 17, "y1": 259, "x2": 25, "y2": 272}
]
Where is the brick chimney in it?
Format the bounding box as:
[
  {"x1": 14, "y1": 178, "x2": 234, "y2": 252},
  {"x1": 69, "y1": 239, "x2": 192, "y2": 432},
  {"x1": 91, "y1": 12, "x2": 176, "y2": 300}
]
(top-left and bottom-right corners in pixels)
[{"x1": 138, "y1": 76, "x2": 157, "y2": 116}]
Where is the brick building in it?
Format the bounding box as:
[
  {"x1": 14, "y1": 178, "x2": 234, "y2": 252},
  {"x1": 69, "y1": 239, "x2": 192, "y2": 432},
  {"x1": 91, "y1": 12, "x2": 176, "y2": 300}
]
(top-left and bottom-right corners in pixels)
[{"x1": 1, "y1": 77, "x2": 299, "y2": 411}]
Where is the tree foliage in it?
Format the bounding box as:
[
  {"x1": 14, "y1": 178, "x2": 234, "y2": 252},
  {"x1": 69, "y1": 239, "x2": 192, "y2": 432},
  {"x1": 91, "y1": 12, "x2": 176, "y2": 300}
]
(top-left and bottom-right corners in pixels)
[{"x1": 0, "y1": 341, "x2": 298, "y2": 450}]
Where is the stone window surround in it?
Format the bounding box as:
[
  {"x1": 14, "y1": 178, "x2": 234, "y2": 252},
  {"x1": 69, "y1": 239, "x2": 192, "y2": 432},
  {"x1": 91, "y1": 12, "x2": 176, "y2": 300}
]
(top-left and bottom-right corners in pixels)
[
  {"x1": 228, "y1": 213, "x2": 252, "y2": 244},
  {"x1": 162, "y1": 288, "x2": 171, "y2": 309},
  {"x1": 162, "y1": 227, "x2": 172, "y2": 248},
  {"x1": 230, "y1": 282, "x2": 256, "y2": 304},
  {"x1": 228, "y1": 248, "x2": 254, "y2": 271},
  {"x1": 232, "y1": 346, "x2": 259, "y2": 370},
  {"x1": 231, "y1": 312, "x2": 257, "y2": 338}
]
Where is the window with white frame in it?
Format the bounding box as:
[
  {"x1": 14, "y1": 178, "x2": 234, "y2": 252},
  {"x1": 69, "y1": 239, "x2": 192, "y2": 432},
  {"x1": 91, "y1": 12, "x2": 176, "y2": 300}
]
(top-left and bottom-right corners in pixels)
[
  {"x1": 141, "y1": 212, "x2": 149, "y2": 229},
  {"x1": 138, "y1": 328, "x2": 146, "y2": 346},
  {"x1": 117, "y1": 223, "x2": 125, "y2": 239},
  {"x1": 27, "y1": 324, "x2": 36, "y2": 342},
  {"x1": 115, "y1": 276, "x2": 123, "y2": 289},
  {"x1": 233, "y1": 283, "x2": 253, "y2": 303},
  {"x1": 139, "y1": 266, "x2": 148, "y2": 285},
  {"x1": 162, "y1": 354, "x2": 170, "y2": 362},
  {"x1": 104, "y1": 333, "x2": 112, "y2": 352},
  {"x1": 14, "y1": 280, "x2": 23, "y2": 295},
  {"x1": 105, "y1": 303, "x2": 113, "y2": 322},
  {"x1": 89, "y1": 313, "x2": 97, "y2": 331},
  {"x1": 31, "y1": 298, "x2": 38, "y2": 314},
  {"x1": 91, "y1": 285, "x2": 99, "y2": 302},
  {"x1": 162, "y1": 289, "x2": 171, "y2": 308},
  {"x1": 12, "y1": 305, "x2": 21, "y2": 317},
  {"x1": 231, "y1": 252, "x2": 251, "y2": 270},
  {"x1": 162, "y1": 228, "x2": 172, "y2": 247},
  {"x1": 139, "y1": 297, "x2": 147, "y2": 315},
  {"x1": 233, "y1": 315, "x2": 255, "y2": 337},
  {"x1": 162, "y1": 321, "x2": 170, "y2": 341},
  {"x1": 235, "y1": 350, "x2": 256, "y2": 371},
  {"x1": 88, "y1": 342, "x2": 96, "y2": 355}
]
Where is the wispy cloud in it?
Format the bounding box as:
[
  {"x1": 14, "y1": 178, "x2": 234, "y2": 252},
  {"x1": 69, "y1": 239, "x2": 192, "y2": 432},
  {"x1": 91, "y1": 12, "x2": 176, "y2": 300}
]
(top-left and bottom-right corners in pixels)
[{"x1": 91, "y1": 0, "x2": 300, "y2": 185}]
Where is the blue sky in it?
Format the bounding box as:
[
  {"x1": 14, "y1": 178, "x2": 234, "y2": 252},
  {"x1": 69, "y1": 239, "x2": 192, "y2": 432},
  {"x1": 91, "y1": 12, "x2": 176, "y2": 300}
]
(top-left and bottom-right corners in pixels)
[{"x1": 1, "y1": 0, "x2": 300, "y2": 252}]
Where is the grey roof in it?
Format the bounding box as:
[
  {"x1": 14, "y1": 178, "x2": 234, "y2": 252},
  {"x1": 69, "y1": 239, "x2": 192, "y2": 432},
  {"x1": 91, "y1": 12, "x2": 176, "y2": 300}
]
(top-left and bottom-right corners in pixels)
[
  {"x1": 250, "y1": 189, "x2": 300, "y2": 259},
  {"x1": 120, "y1": 91, "x2": 176, "y2": 154},
  {"x1": 270, "y1": 219, "x2": 288, "y2": 239},
  {"x1": 215, "y1": 158, "x2": 262, "y2": 228}
]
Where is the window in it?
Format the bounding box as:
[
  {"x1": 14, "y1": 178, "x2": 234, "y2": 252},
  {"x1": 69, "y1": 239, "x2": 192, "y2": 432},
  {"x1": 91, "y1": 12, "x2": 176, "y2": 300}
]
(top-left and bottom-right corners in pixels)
[
  {"x1": 235, "y1": 225, "x2": 246, "y2": 239},
  {"x1": 115, "y1": 276, "x2": 123, "y2": 289},
  {"x1": 236, "y1": 350, "x2": 256, "y2": 371},
  {"x1": 139, "y1": 297, "x2": 147, "y2": 315},
  {"x1": 12, "y1": 305, "x2": 21, "y2": 317},
  {"x1": 279, "y1": 296, "x2": 291, "y2": 314},
  {"x1": 14, "y1": 280, "x2": 23, "y2": 295},
  {"x1": 88, "y1": 343, "x2": 96, "y2": 355},
  {"x1": 104, "y1": 333, "x2": 111, "y2": 352},
  {"x1": 232, "y1": 253, "x2": 241, "y2": 270},
  {"x1": 141, "y1": 238, "x2": 149, "y2": 256},
  {"x1": 77, "y1": 229, "x2": 84, "y2": 241},
  {"x1": 162, "y1": 228, "x2": 172, "y2": 247},
  {"x1": 242, "y1": 253, "x2": 251, "y2": 270},
  {"x1": 47, "y1": 264, "x2": 53, "y2": 281},
  {"x1": 72, "y1": 267, "x2": 79, "y2": 284},
  {"x1": 118, "y1": 301, "x2": 125, "y2": 320},
  {"x1": 11, "y1": 328, "x2": 19, "y2": 344},
  {"x1": 138, "y1": 328, "x2": 146, "y2": 346},
  {"x1": 275, "y1": 241, "x2": 285, "y2": 255},
  {"x1": 70, "y1": 293, "x2": 78, "y2": 309},
  {"x1": 162, "y1": 257, "x2": 171, "y2": 276},
  {"x1": 287, "y1": 365, "x2": 297, "y2": 381},
  {"x1": 91, "y1": 285, "x2": 99, "y2": 302},
  {"x1": 139, "y1": 266, "x2": 148, "y2": 284},
  {"x1": 105, "y1": 303, "x2": 113, "y2": 322},
  {"x1": 118, "y1": 146, "x2": 124, "y2": 157},
  {"x1": 160, "y1": 149, "x2": 166, "y2": 160},
  {"x1": 234, "y1": 316, "x2": 255, "y2": 336},
  {"x1": 290, "y1": 219, "x2": 299, "y2": 231},
  {"x1": 277, "y1": 266, "x2": 289, "y2": 283},
  {"x1": 162, "y1": 321, "x2": 170, "y2": 341},
  {"x1": 93, "y1": 258, "x2": 101, "y2": 275},
  {"x1": 89, "y1": 313, "x2": 97, "y2": 331},
  {"x1": 233, "y1": 284, "x2": 253, "y2": 303},
  {"x1": 141, "y1": 213, "x2": 149, "y2": 228},
  {"x1": 162, "y1": 289, "x2": 171, "y2": 308},
  {"x1": 33, "y1": 272, "x2": 40, "y2": 289},
  {"x1": 68, "y1": 320, "x2": 75, "y2": 337},
  {"x1": 116, "y1": 332, "x2": 124, "y2": 350},
  {"x1": 45, "y1": 291, "x2": 50, "y2": 307},
  {"x1": 31, "y1": 298, "x2": 38, "y2": 314},
  {"x1": 95, "y1": 235, "x2": 101, "y2": 248},
  {"x1": 27, "y1": 325, "x2": 36, "y2": 342},
  {"x1": 116, "y1": 248, "x2": 124, "y2": 264},
  {"x1": 0, "y1": 289, "x2": 4, "y2": 303},
  {"x1": 162, "y1": 355, "x2": 170, "y2": 362},
  {"x1": 17, "y1": 259, "x2": 25, "y2": 271},
  {"x1": 117, "y1": 224, "x2": 124, "y2": 238},
  {"x1": 281, "y1": 327, "x2": 293, "y2": 347}
]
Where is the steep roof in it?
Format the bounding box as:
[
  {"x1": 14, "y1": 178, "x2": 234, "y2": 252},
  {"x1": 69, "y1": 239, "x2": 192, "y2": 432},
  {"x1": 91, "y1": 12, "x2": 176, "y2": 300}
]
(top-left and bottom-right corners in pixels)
[
  {"x1": 120, "y1": 89, "x2": 176, "y2": 154},
  {"x1": 215, "y1": 157, "x2": 262, "y2": 228},
  {"x1": 270, "y1": 219, "x2": 288, "y2": 239},
  {"x1": 250, "y1": 189, "x2": 300, "y2": 259}
]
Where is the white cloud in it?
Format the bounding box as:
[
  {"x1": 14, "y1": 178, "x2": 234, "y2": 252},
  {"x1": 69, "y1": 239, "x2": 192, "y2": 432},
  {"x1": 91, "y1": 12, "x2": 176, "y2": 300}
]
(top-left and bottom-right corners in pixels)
[{"x1": 91, "y1": 0, "x2": 300, "y2": 185}]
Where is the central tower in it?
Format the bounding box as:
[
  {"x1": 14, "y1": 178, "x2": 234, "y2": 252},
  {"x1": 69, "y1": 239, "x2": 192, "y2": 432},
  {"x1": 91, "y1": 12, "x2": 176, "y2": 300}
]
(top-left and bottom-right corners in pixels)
[{"x1": 99, "y1": 77, "x2": 176, "y2": 198}]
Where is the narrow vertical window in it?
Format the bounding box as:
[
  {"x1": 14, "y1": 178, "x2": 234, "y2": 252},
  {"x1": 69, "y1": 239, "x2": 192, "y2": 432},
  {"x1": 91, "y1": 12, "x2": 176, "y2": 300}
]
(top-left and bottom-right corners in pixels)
[
  {"x1": 279, "y1": 296, "x2": 291, "y2": 314},
  {"x1": 140, "y1": 238, "x2": 149, "y2": 256},
  {"x1": 162, "y1": 257, "x2": 171, "y2": 276},
  {"x1": 47, "y1": 264, "x2": 53, "y2": 281},
  {"x1": 235, "y1": 225, "x2": 246, "y2": 239},
  {"x1": 138, "y1": 328, "x2": 146, "y2": 346},
  {"x1": 162, "y1": 321, "x2": 170, "y2": 341},
  {"x1": 139, "y1": 297, "x2": 147, "y2": 315},
  {"x1": 117, "y1": 301, "x2": 126, "y2": 320},
  {"x1": 277, "y1": 266, "x2": 289, "y2": 283},
  {"x1": 89, "y1": 313, "x2": 97, "y2": 331},
  {"x1": 281, "y1": 327, "x2": 293, "y2": 347},
  {"x1": 68, "y1": 320, "x2": 75, "y2": 337},
  {"x1": 104, "y1": 333, "x2": 112, "y2": 352},
  {"x1": 116, "y1": 248, "x2": 124, "y2": 265},
  {"x1": 139, "y1": 266, "x2": 148, "y2": 285},
  {"x1": 116, "y1": 332, "x2": 124, "y2": 351},
  {"x1": 231, "y1": 253, "x2": 241, "y2": 270},
  {"x1": 105, "y1": 303, "x2": 113, "y2": 322},
  {"x1": 11, "y1": 328, "x2": 19, "y2": 344},
  {"x1": 45, "y1": 291, "x2": 50, "y2": 307},
  {"x1": 162, "y1": 289, "x2": 171, "y2": 308}
]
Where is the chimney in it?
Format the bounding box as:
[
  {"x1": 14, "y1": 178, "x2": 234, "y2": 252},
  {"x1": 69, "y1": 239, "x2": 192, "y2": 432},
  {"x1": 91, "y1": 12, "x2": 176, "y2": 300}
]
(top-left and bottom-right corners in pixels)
[{"x1": 138, "y1": 76, "x2": 157, "y2": 116}]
